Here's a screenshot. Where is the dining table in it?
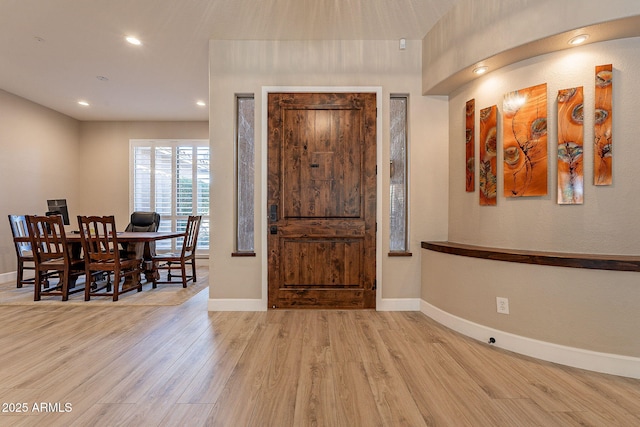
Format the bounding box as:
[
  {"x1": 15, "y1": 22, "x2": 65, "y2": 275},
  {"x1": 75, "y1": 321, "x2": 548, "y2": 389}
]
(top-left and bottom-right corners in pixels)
[
  {"x1": 68, "y1": 230, "x2": 186, "y2": 284},
  {"x1": 15, "y1": 230, "x2": 186, "y2": 287}
]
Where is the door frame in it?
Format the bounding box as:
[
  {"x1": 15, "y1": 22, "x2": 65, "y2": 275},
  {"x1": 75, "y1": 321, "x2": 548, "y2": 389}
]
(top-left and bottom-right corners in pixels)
[{"x1": 260, "y1": 86, "x2": 383, "y2": 310}]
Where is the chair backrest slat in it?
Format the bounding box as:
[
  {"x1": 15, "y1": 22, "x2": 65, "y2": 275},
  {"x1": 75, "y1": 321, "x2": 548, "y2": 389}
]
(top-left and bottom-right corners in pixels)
[
  {"x1": 77, "y1": 215, "x2": 121, "y2": 264},
  {"x1": 26, "y1": 215, "x2": 71, "y2": 265},
  {"x1": 181, "y1": 215, "x2": 202, "y2": 255}
]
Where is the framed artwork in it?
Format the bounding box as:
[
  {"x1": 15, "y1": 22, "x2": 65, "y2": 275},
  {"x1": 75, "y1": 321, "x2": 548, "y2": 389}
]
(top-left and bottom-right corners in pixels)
[
  {"x1": 557, "y1": 87, "x2": 584, "y2": 204},
  {"x1": 465, "y1": 99, "x2": 475, "y2": 192},
  {"x1": 479, "y1": 105, "x2": 497, "y2": 206},
  {"x1": 502, "y1": 83, "x2": 548, "y2": 197},
  {"x1": 594, "y1": 64, "x2": 612, "y2": 185}
]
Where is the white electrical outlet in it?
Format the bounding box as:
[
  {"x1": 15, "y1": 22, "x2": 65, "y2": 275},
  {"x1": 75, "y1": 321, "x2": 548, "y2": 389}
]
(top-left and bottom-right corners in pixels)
[{"x1": 496, "y1": 297, "x2": 510, "y2": 314}]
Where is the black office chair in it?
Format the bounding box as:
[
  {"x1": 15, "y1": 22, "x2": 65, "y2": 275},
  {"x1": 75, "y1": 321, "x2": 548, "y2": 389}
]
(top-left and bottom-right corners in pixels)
[
  {"x1": 125, "y1": 211, "x2": 161, "y2": 233},
  {"x1": 122, "y1": 211, "x2": 161, "y2": 259}
]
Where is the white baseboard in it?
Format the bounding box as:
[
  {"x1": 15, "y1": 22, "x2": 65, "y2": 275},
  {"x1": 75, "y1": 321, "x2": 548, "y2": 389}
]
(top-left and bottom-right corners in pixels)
[
  {"x1": 421, "y1": 300, "x2": 640, "y2": 379},
  {"x1": 377, "y1": 298, "x2": 421, "y2": 311},
  {"x1": 208, "y1": 298, "x2": 267, "y2": 311}
]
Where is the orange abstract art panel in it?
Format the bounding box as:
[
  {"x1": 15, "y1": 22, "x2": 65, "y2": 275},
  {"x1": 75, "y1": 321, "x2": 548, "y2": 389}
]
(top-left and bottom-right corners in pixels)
[
  {"x1": 557, "y1": 87, "x2": 584, "y2": 204},
  {"x1": 479, "y1": 105, "x2": 497, "y2": 206},
  {"x1": 503, "y1": 83, "x2": 548, "y2": 197},
  {"x1": 465, "y1": 99, "x2": 475, "y2": 192},
  {"x1": 594, "y1": 64, "x2": 612, "y2": 185}
]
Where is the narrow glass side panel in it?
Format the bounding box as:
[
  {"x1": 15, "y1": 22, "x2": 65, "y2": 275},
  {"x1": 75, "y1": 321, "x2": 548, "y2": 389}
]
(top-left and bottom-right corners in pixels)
[
  {"x1": 237, "y1": 96, "x2": 255, "y2": 253},
  {"x1": 389, "y1": 96, "x2": 408, "y2": 252}
]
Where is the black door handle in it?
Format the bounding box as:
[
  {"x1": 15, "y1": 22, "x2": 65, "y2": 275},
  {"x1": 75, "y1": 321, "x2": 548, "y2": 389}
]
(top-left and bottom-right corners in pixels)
[{"x1": 270, "y1": 204, "x2": 277, "y2": 222}]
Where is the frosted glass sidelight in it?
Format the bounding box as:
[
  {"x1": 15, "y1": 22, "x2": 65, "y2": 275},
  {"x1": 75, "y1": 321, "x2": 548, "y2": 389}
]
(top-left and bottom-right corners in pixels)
[
  {"x1": 236, "y1": 96, "x2": 255, "y2": 253},
  {"x1": 389, "y1": 96, "x2": 408, "y2": 252}
]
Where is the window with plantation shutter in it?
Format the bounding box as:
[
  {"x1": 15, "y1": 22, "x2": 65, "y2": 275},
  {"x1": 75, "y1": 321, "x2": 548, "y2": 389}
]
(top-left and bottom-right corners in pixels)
[{"x1": 130, "y1": 139, "x2": 209, "y2": 255}]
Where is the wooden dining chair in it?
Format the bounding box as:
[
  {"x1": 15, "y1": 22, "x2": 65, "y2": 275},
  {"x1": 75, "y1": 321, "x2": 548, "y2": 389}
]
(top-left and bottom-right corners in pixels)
[
  {"x1": 8, "y1": 214, "x2": 36, "y2": 288},
  {"x1": 151, "y1": 215, "x2": 202, "y2": 288},
  {"x1": 26, "y1": 215, "x2": 85, "y2": 301},
  {"x1": 77, "y1": 215, "x2": 143, "y2": 301}
]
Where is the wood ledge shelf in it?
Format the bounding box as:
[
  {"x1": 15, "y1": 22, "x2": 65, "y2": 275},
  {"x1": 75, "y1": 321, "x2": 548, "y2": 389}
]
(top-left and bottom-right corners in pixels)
[{"x1": 421, "y1": 241, "x2": 640, "y2": 272}]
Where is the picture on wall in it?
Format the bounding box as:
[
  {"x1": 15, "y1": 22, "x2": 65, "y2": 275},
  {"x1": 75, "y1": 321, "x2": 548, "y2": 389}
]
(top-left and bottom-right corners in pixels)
[
  {"x1": 557, "y1": 87, "x2": 584, "y2": 204},
  {"x1": 479, "y1": 105, "x2": 497, "y2": 206},
  {"x1": 594, "y1": 64, "x2": 612, "y2": 186},
  {"x1": 465, "y1": 98, "x2": 475, "y2": 192},
  {"x1": 502, "y1": 83, "x2": 548, "y2": 197}
]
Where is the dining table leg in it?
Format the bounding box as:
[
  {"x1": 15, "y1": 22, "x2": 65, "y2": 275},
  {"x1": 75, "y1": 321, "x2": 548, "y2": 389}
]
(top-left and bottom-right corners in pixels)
[{"x1": 121, "y1": 241, "x2": 158, "y2": 289}]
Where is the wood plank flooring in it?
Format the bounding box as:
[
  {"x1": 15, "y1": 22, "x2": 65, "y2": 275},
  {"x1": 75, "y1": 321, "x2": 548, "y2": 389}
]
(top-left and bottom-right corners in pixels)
[{"x1": 1, "y1": 285, "x2": 639, "y2": 426}]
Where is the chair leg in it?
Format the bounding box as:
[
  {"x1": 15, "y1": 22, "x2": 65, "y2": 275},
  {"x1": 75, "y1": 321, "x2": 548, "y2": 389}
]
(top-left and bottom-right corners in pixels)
[
  {"x1": 85, "y1": 271, "x2": 92, "y2": 301},
  {"x1": 112, "y1": 270, "x2": 120, "y2": 301},
  {"x1": 34, "y1": 271, "x2": 41, "y2": 301},
  {"x1": 191, "y1": 258, "x2": 197, "y2": 283},
  {"x1": 61, "y1": 271, "x2": 69, "y2": 302},
  {"x1": 181, "y1": 262, "x2": 187, "y2": 288},
  {"x1": 151, "y1": 260, "x2": 159, "y2": 288},
  {"x1": 17, "y1": 260, "x2": 23, "y2": 288}
]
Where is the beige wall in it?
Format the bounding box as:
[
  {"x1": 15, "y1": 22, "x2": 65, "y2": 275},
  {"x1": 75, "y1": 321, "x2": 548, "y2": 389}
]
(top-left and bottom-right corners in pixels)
[
  {"x1": 422, "y1": 252, "x2": 640, "y2": 357},
  {"x1": 0, "y1": 90, "x2": 80, "y2": 275},
  {"x1": 421, "y1": 0, "x2": 640, "y2": 359},
  {"x1": 78, "y1": 121, "x2": 208, "y2": 226},
  {"x1": 209, "y1": 39, "x2": 449, "y2": 304}
]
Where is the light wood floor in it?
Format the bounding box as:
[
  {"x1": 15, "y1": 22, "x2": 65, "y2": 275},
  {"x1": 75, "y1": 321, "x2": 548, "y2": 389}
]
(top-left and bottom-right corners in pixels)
[{"x1": 1, "y1": 286, "x2": 639, "y2": 426}]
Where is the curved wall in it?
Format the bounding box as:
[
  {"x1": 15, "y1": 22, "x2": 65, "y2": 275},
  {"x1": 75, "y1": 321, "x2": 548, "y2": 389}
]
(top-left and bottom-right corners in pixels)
[
  {"x1": 421, "y1": 0, "x2": 640, "y2": 377},
  {"x1": 423, "y1": 0, "x2": 640, "y2": 94}
]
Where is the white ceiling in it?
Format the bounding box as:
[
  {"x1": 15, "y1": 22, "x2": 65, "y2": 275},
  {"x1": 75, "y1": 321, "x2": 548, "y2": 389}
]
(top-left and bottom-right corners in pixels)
[{"x1": 0, "y1": 0, "x2": 460, "y2": 121}]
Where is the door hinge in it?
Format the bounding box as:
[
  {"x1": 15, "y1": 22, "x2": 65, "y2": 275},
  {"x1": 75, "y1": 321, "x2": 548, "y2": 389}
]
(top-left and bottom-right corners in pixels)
[{"x1": 372, "y1": 279, "x2": 377, "y2": 291}]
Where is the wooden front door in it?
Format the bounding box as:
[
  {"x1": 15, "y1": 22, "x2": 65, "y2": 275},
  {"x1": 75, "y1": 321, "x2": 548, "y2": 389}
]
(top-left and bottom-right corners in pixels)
[{"x1": 267, "y1": 92, "x2": 377, "y2": 309}]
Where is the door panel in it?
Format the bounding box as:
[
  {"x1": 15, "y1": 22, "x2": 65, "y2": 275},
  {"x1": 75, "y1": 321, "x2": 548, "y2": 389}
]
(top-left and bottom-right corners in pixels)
[
  {"x1": 282, "y1": 239, "x2": 362, "y2": 288},
  {"x1": 282, "y1": 108, "x2": 362, "y2": 218},
  {"x1": 268, "y1": 92, "x2": 376, "y2": 309}
]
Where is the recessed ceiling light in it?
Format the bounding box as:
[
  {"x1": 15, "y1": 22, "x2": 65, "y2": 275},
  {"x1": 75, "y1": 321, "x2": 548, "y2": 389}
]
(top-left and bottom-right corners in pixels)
[
  {"x1": 96, "y1": 75, "x2": 109, "y2": 81},
  {"x1": 473, "y1": 66, "x2": 488, "y2": 75},
  {"x1": 196, "y1": 100, "x2": 206, "y2": 107},
  {"x1": 569, "y1": 34, "x2": 589, "y2": 45},
  {"x1": 78, "y1": 101, "x2": 89, "y2": 106},
  {"x1": 126, "y1": 36, "x2": 142, "y2": 46}
]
